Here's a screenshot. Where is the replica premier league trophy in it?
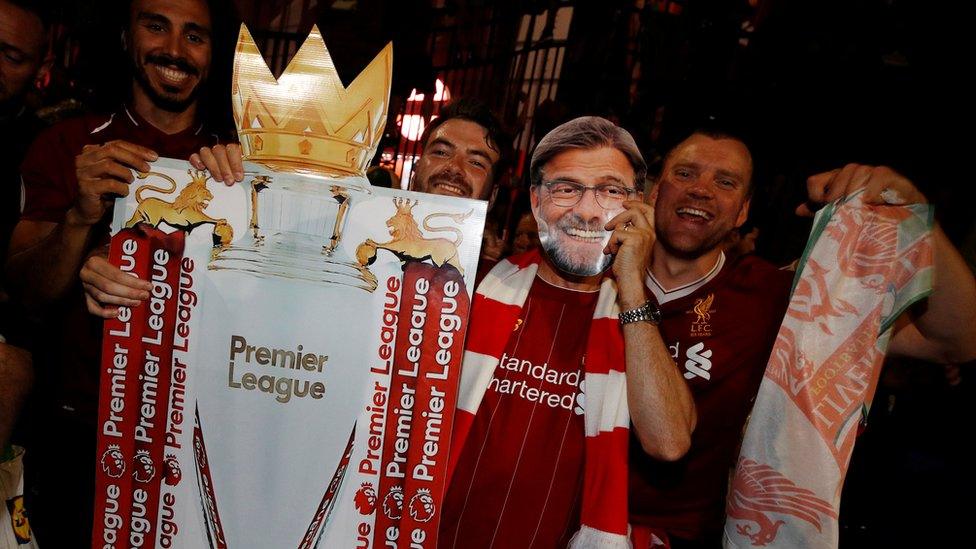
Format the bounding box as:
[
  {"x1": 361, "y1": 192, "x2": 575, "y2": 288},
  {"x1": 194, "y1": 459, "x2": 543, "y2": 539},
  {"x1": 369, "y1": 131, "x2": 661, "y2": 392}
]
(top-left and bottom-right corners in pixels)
[
  {"x1": 209, "y1": 26, "x2": 388, "y2": 291},
  {"x1": 92, "y1": 25, "x2": 485, "y2": 549}
]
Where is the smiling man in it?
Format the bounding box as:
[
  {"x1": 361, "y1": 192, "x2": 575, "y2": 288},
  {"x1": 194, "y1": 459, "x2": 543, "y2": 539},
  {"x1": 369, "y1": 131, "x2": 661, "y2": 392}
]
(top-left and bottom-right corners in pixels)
[
  {"x1": 440, "y1": 117, "x2": 695, "y2": 548},
  {"x1": 410, "y1": 98, "x2": 510, "y2": 202},
  {"x1": 7, "y1": 0, "x2": 234, "y2": 310},
  {"x1": 128, "y1": 1, "x2": 211, "y2": 114},
  {"x1": 629, "y1": 130, "x2": 976, "y2": 548},
  {"x1": 627, "y1": 130, "x2": 795, "y2": 548},
  {"x1": 3, "y1": 0, "x2": 236, "y2": 544}
]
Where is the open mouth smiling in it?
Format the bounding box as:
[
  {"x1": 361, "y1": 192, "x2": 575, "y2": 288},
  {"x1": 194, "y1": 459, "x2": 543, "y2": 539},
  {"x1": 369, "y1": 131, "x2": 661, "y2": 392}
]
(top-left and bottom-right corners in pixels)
[
  {"x1": 676, "y1": 206, "x2": 714, "y2": 222},
  {"x1": 431, "y1": 180, "x2": 471, "y2": 197},
  {"x1": 154, "y1": 64, "x2": 192, "y2": 86}
]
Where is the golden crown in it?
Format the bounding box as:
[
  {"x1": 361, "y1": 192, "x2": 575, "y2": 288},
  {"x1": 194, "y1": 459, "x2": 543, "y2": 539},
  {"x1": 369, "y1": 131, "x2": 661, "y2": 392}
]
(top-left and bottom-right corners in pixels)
[{"x1": 232, "y1": 25, "x2": 393, "y2": 177}]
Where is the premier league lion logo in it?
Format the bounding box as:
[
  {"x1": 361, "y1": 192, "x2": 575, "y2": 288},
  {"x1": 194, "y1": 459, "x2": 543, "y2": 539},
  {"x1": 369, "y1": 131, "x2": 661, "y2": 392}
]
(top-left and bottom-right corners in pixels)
[
  {"x1": 408, "y1": 488, "x2": 435, "y2": 523},
  {"x1": 382, "y1": 486, "x2": 404, "y2": 520},
  {"x1": 100, "y1": 445, "x2": 126, "y2": 478},
  {"x1": 164, "y1": 454, "x2": 182, "y2": 487},
  {"x1": 356, "y1": 199, "x2": 472, "y2": 275},
  {"x1": 354, "y1": 483, "x2": 377, "y2": 515},
  {"x1": 133, "y1": 450, "x2": 156, "y2": 483},
  {"x1": 125, "y1": 169, "x2": 233, "y2": 246}
]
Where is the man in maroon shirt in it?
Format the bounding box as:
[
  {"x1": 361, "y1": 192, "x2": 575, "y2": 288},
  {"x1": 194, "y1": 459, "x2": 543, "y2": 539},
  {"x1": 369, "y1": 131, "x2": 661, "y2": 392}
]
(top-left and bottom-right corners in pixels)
[
  {"x1": 629, "y1": 130, "x2": 976, "y2": 548},
  {"x1": 3, "y1": 0, "x2": 240, "y2": 544},
  {"x1": 440, "y1": 116, "x2": 697, "y2": 548}
]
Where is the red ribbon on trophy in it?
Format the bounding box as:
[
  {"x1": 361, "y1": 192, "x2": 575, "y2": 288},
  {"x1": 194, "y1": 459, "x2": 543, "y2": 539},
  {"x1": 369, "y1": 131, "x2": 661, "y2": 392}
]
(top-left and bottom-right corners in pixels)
[
  {"x1": 93, "y1": 226, "x2": 184, "y2": 549},
  {"x1": 371, "y1": 267, "x2": 421, "y2": 545},
  {"x1": 372, "y1": 263, "x2": 469, "y2": 549}
]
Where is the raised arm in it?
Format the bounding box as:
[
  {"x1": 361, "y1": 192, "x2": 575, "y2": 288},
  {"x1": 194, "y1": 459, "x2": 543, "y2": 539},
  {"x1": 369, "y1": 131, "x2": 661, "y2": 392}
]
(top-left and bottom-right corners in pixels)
[
  {"x1": 606, "y1": 200, "x2": 696, "y2": 461},
  {"x1": 6, "y1": 140, "x2": 157, "y2": 310},
  {"x1": 800, "y1": 164, "x2": 976, "y2": 363}
]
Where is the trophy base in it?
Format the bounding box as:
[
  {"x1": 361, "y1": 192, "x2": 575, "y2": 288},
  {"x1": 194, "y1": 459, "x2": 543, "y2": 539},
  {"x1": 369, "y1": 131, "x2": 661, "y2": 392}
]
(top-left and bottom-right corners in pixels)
[{"x1": 208, "y1": 232, "x2": 377, "y2": 292}]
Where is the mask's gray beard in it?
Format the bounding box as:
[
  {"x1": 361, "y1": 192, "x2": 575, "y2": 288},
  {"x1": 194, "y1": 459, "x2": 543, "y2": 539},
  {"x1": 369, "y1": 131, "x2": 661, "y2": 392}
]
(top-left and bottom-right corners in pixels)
[{"x1": 537, "y1": 216, "x2": 613, "y2": 277}]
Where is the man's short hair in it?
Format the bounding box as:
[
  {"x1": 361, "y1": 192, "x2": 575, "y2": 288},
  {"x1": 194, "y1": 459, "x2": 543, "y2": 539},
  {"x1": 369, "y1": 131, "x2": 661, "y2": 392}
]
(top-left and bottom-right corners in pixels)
[
  {"x1": 5, "y1": 0, "x2": 54, "y2": 31},
  {"x1": 530, "y1": 116, "x2": 647, "y2": 189},
  {"x1": 420, "y1": 97, "x2": 511, "y2": 185}
]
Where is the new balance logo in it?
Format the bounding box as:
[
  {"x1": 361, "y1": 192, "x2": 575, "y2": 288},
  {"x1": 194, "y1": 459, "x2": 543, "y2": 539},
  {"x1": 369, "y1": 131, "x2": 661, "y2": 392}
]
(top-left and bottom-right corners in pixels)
[{"x1": 683, "y1": 342, "x2": 713, "y2": 380}]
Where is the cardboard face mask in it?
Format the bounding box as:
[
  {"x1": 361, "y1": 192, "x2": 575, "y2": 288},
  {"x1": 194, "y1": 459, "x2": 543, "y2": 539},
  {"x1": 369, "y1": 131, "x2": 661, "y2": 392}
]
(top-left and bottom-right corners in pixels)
[{"x1": 536, "y1": 204, "x2": 624, "y2": 277}]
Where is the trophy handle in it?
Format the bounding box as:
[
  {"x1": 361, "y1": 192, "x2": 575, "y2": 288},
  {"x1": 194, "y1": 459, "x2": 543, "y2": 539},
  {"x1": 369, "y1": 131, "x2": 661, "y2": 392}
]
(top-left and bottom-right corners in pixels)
[
  {"x1": 249, "y1": 176, "x2": 272, "y2": 240},
  {"x1": 323, "y1": 186, "x2": 350, "y2": 256}
]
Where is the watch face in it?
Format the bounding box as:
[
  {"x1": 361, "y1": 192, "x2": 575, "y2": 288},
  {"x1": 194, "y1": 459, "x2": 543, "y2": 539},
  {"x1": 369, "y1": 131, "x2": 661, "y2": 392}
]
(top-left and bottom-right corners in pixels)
[{"x1": 649, "y1": 303, "x2": 662, "y2": 323}]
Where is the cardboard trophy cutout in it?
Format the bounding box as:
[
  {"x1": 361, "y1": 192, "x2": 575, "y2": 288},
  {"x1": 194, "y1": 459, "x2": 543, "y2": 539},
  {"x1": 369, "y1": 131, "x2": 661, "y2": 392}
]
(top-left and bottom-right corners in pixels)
[{"x1": 93, "y1": 26, "x2": 484, "y2": 549}]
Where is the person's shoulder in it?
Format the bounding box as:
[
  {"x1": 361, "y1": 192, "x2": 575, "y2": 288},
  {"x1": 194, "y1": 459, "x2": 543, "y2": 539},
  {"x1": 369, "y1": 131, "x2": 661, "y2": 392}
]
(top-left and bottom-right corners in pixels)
[
  {"x1": 5, "y1": 109, "x2": 47, "y2": 137},
  {"x1": 724, "y1": 255, "x2": 794, "y2": 296},
  {"x1": 40, "y1": 111, "x2": 118, "y2": 139},
  {"x1": 23, "y1": 111, "x2": 117, "y2": 163}
]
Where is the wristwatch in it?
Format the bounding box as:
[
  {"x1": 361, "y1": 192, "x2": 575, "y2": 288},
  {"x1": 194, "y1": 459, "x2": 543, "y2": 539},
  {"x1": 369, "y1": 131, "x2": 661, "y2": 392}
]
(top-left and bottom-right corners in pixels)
[{"x1": 618, "y1": 300, "x2": 662, "y2": 326}]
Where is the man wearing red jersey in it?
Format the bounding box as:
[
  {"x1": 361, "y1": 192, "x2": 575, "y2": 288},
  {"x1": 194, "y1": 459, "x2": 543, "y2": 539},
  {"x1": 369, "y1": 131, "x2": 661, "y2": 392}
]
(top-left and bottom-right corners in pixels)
[
  {"x1": 441, "y1": 116, "x2": 696, "y2": 548},
  {"x1": 629, "y1": 130, "x2": 976, "y2": 548},
  {"x1": 3, "y1": 0, "x2": 240, "y2": 544}
]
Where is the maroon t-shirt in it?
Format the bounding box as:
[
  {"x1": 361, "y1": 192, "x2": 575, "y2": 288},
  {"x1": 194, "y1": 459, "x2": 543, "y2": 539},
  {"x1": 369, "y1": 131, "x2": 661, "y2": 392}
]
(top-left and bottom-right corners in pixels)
[
  {"x1": 20, "y1": 105, "x2": 222, "y2": 422},
  {"x1": 629, "y1": 255, "x2": 794, "y2": 542},
  {"x1": 440, "y1": 278, "x2": 597, "y2": 549}
]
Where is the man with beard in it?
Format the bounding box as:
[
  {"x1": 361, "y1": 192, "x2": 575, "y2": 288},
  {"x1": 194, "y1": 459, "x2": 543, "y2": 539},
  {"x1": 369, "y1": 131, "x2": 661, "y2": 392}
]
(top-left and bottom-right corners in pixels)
[
  {"x1": 3, "y1": 0, "x2": 238, "y2": 543},
  {"x1": 439, "y1": 117, "x2": 695, "y2": 548},
  {"x1": 410, "y1": 98, "x2": 510, "y2": 202},
  {"x1": 628, "y1": 130, "x2": 976, "y2": 548}
]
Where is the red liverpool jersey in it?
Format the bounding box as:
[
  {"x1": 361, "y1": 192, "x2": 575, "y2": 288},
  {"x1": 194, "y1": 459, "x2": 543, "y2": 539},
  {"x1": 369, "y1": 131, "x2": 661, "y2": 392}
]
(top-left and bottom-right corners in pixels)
[
  {"x1": 629, "y1": 254, "x2": 794, "y2": 542},
  {"x1": 440, "y1": 278, "x2": 598, "y2": 549}
]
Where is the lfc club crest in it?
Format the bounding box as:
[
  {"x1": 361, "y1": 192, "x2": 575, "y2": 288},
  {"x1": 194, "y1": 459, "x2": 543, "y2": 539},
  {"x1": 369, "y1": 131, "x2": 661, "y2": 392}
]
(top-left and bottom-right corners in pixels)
[{"x1": 689, "y1": 293, "x2": 715, "y2": 337}]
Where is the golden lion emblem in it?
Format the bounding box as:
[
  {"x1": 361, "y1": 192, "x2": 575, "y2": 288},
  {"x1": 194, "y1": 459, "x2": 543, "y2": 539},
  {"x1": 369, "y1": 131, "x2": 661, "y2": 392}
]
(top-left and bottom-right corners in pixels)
[
  {"x1": 125, "y1": 169, "x2": 233, "y2": 246},
  {"x1": 356, "y1": 198, "x2": 471, "y2": 274}
]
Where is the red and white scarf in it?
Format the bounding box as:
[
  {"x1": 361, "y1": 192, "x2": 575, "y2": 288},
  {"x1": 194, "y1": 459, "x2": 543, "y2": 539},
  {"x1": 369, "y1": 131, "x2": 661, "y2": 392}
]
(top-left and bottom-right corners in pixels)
[
  {"x1": 724, "y1": 193, "x2": 934, "y2": 548},
  {"x1": 447, "y1": 249, "x2": 632, "y2": 548}
]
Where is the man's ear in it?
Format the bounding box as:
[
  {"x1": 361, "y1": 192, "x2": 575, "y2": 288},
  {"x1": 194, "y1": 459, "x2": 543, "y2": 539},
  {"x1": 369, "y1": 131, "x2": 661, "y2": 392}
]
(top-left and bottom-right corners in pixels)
[{"x1": 735, "y1": 198, "x2": 752, "y2": 228}]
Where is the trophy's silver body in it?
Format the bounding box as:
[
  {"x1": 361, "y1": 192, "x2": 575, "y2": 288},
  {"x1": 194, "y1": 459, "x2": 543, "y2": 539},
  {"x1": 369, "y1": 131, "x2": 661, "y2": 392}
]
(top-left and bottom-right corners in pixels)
[{"x1": 208, "y1": 175, "x2": 377, "y2": 292}]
